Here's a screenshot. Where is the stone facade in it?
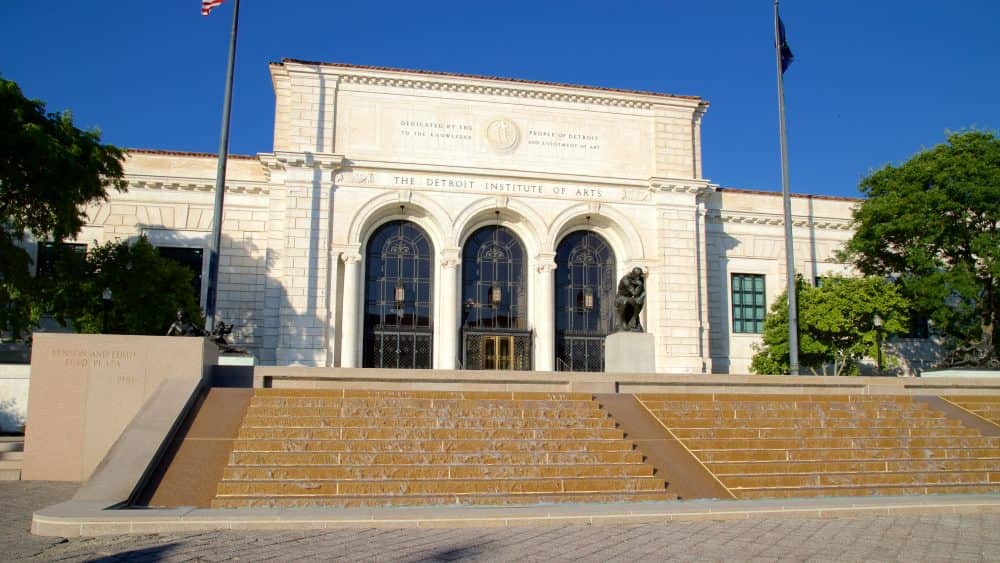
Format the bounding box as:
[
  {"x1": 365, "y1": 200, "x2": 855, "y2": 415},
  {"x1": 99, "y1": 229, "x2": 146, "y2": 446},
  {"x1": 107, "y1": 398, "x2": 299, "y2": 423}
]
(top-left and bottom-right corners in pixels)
[{"x1": 50, "y1": 60, "x2": 866, "y2": 373}]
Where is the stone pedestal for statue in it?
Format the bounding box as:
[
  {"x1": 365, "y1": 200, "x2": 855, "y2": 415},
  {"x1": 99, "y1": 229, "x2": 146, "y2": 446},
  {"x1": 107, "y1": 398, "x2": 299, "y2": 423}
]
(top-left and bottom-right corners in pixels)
[{"x1": 605, "y1": 332, "x2": 656, "y2": 374}]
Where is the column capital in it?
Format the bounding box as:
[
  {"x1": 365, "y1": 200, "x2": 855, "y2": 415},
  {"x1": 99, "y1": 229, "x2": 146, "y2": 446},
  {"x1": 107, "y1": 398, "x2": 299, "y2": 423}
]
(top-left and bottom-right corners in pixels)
[
  {"x1": 341, "y1": 253, "x2": 362, "y2": 265},
  {"x1": 440, "y1": 248, "x2": 462, "y2": 269},
  {"x1": 535, "y1": 253, "x2": 557, "y2": 274},
  {"x1": 536, "y1": 261, "x2": 557, "y2": 274}
]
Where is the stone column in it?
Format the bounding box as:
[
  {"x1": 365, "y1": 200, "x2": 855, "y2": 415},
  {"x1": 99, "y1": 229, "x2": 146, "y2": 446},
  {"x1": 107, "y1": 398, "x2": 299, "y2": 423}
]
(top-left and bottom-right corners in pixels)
[
  {"x1": 437, "y1": 253, "x2": 461, "y2": 370},
  {"x1": 339, "y1": 253, "x2": 362, "y2": 368},
  {"x1": 534, "y1": 259, "x2": 557, "y2": 372},
  {"x1": 325, "y1": 247, "x2": 341, "y2": 367}
]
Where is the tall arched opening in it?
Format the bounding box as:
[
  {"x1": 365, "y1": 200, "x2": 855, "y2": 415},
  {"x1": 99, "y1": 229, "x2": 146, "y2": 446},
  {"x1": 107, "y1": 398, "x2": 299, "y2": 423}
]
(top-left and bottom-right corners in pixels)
[
  {"x1": 461, "y1": 223, "x2": 530, "y2": 370},
  {"x1": 362, "y1": 220, "x2": 434, "y2": 368},
  {"x1": 554, "y1": 230, "x2": 616, "y2": 371}
]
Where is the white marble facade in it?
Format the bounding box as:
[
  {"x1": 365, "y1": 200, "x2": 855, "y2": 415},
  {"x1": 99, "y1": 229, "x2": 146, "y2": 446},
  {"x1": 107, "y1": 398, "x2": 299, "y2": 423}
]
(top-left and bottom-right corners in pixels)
[{"x1": 61, "y1": 60, "x2": 860, "y2": 373}]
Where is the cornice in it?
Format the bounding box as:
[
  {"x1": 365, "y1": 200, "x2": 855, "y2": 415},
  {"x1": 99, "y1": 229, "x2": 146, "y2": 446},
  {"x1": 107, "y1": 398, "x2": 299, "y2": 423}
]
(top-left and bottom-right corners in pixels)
[
  {"x1": 259, "y1": 152, "x2": 345, "y2": 170},
  {"x1": 276, "y1": 59, "x2": 707, "y2": 113},
  {"x1": 124, "y1": 174, "x2": 269, "y2": 196},
  {"x1": 338, "y1": 73, "x2": 661, "y2": 109},
  {"x1": 649, "y1": 177, "x2": 714, "y2": 195},
  {"x1": 707, "y1": 210, "x2": 853, "y2": 231}
]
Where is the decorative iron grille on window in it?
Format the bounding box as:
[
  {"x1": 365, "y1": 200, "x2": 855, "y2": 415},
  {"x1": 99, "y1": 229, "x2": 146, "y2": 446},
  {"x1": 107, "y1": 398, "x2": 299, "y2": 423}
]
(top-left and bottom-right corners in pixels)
[
  {"x1": 555, "y1": 230, "x2": 615, "y2": 371},
  {"x1": 461, "y1": 221, "x2": 531, "y2": 369},
  {"x1": 363, "y1": 220, "x2": 433, "y2": 368}
]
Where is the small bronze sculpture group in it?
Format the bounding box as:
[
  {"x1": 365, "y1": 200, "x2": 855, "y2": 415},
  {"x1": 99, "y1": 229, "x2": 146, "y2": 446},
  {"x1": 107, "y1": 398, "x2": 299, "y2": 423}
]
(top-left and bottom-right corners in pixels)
[{"x1": 166, "y1": 308, "x2": 244, "y2": 354}]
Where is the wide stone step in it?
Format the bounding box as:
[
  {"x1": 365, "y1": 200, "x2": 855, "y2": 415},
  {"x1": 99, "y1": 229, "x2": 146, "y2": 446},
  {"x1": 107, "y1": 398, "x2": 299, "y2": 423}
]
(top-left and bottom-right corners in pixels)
[
  {"x1": 235, "y1": 427, "x2": 625, "y2": 441},
  {"x1": 733, "y1": 483, "x2": 1000, "y2": 499},
  {"x1": 0, "y1": 441, "x2": 24, "y2": 453},
  {"x1": 646, "y1": 409, "x2": 946, "y2": 421},
  {"x1": 638, "y1": 393, "x2": 864, "y2": 403},
  {"x1": 649, "y1": 416, "x2": 957, "y2": 429},
  {"x1": 722, "y1": 470, "x2": 997, "y2": 489},
  {"x1": 216, "y1": 476, "x2": 667, "y2": 496},
  {"x1": 210, "y1": 490, "x2": 675, "y2": 509},
  {"x1": 222, "y1": 463, "x2": 654, "y2": 481},
  {"x1": 669, "y1": 427, "x2": 978, "y2": 440},
  {"x1": 707, "y1": 458, "x2": 1000, "y2": 475},
  {"x1": 230, "y1": 450, "x2": 647, "y2": 466},
  {"x1": 250, "y1": 397, "x2": 600, "y2": 409},
  {"x1": 640, "y1": 397, "x2": 932, "y2": 409},
  {"x1": 254, "y1": 389, "x2": 595, "y2": 401},
  {"x1": 643, "y1": 401, "x2": 933, "y2": 412},
  {"x1": 245, "y1": 406, "x2": 605, "y2": 418},
  {"x1": 696, "y1": 447, "x2": 1000, "y2": 463},
  {"x1": 0, "y1": 460, "x2": 22, "y2": 481},
  {"x1": 682, "y1": 436, "x2": 1000, "y2": 450},
  {"x1": 240, "y1": 415, "x2": 618, "y2": 429},
  {"x1": 232, "y1": 438, "x2": 637, "y2": 453}
]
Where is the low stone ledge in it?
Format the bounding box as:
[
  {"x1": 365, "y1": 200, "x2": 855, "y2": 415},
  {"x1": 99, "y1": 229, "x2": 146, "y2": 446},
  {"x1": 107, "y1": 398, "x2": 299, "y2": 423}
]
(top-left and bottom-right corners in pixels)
[{"x1": 31, "y1": 495, "x2": 1000, "y2": 537}]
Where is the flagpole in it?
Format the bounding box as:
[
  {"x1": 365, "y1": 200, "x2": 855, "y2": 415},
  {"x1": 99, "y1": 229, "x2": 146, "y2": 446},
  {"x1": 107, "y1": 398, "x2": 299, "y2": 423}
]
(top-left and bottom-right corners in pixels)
[
  {"x1": 205, "y1": 0, "x2": 240, "y2": 331},
  {"x1": 774, "y1": 0, "x2": 799, "y2": 375}
]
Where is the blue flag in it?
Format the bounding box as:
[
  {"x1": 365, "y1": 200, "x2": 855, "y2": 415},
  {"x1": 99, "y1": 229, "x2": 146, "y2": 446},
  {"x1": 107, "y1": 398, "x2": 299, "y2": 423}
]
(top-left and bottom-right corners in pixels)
[{"x1": 778, "y1": 16, "x2": 794, "y2": 73}]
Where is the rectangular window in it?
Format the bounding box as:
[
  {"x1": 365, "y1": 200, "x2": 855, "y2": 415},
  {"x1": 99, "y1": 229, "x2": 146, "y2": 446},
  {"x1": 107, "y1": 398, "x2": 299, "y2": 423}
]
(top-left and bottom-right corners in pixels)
[
  {"x1": 35, "y1": 241, "x2": 87, "y2": 277},
  {"x1": 156, "y1": 246, "x2": 205, "y2": 304},
  {"x1": 907, "y1": 312, "x2": 930, "y2": 339},
  {"x1": 732, "y1": 273, "x2": 766, "y2": 333}
]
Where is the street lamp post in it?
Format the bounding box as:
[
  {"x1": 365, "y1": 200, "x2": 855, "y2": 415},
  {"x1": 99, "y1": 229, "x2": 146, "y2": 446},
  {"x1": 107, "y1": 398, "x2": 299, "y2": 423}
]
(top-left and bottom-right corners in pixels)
[
  {"x1": 102, "y1": 288, "x2": 113, "y2": 333},
  {"x1": 873, "y1": 313, "x2": 884, "y2": 376}
]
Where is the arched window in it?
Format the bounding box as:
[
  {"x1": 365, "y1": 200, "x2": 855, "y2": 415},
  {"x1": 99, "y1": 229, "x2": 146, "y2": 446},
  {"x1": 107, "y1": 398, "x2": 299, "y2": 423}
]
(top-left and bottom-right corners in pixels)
[
  {"x1": 555, "y1": 230, "x2": 615, "y2": 371},
  {"x1": 363, "y1": 220, "x2": 433, "y2": 368},
  {"x1": 461, "y1": 224, "x2": 530, "y2": 369}
]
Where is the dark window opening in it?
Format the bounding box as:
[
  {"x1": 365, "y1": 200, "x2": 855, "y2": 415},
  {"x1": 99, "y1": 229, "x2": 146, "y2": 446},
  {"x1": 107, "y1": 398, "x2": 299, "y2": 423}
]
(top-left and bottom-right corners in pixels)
[
  {"x1": 363, "y1": 220, "x2": 434, "y2": 369},
  {"x1": 156, "y1": 246, "x2": 205, "y2": 304}
]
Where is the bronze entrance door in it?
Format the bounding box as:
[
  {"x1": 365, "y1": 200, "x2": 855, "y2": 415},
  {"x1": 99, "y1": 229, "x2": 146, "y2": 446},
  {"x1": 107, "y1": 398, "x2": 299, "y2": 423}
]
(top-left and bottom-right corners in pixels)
[
  {"x1": 463, "y1": 331, "x2": 531, "y2": 370},
  {"x1": 460, "y1": 222, "x2": 530, "y2": 370}
]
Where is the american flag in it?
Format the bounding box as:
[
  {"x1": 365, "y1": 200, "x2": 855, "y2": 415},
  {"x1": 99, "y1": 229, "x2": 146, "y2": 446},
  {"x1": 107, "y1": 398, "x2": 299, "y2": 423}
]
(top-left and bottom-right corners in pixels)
[{"x1": 201, "y1": 0, "x2": 224, "y2": 15}]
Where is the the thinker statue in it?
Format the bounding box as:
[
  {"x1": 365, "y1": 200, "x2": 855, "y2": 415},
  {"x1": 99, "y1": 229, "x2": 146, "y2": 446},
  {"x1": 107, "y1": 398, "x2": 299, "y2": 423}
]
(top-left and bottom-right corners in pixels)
[
  {"x1": 166, "y1": 308, "x2": 204, "y2": 337},
  {"x1": 614, "y1": 267, "x2": 646, "y2": 332}
]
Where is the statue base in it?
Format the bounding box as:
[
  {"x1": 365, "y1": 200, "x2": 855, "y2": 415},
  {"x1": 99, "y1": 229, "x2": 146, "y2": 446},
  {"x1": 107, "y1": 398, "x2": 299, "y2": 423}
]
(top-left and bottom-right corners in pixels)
[{"x1": 605, "y1": 332, "x2": 655, "y2": 374}]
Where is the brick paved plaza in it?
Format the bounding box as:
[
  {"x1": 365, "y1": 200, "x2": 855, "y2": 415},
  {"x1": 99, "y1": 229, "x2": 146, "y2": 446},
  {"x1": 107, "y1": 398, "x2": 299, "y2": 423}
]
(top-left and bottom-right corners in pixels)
[{"x1": 4, "y1": 482, "x2": 1000, "y2": 561}]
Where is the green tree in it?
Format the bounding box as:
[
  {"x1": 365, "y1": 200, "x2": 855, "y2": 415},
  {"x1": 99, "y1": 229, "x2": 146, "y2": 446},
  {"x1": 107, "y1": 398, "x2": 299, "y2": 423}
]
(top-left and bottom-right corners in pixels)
[
  {"x1": 0, "y1": 77, "x2": 126, "y2": 340},
  {"x1": 751, "y1": 276, "x2": 910, "y2": 376},
  {"x1": 42, "y1": 237, "x2": 203, "y2": 335},
  {"x1": 842, "y1": 131, "x2": 999, "y2": 358}
]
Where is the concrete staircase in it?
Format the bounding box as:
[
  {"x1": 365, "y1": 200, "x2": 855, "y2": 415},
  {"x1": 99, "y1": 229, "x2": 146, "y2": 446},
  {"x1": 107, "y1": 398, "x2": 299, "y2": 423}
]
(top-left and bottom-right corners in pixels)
[
  {"x1": 212, "y1": 389, "x2": 674, "y2": 508},
  {"x1": 0, "y1": 438, "x2": 24, "y2": 481},
  {"x1": 637, "y1": 394, "x2": 1000, "y2": 499}
]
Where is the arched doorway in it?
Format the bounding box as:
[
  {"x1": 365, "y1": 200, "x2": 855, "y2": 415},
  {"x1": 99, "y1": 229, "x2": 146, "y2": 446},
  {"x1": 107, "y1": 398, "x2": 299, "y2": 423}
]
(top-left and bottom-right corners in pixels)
[
  {"x1": 362, "y1": 220, "x2": 434, "y2": 368},
  {"x1": 555, "y1": 230, "x2": 616, "y2": 371},
  {"x1": 461, "y1": 222, "x2": 530, "y2": 370}
]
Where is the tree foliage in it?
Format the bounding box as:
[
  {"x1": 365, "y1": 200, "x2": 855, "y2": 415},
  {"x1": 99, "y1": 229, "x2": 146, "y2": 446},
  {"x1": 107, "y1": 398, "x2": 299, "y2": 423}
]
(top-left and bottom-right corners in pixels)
[
  {"x1": 40, "y1": 237, "x2": 203, "y2": 335},
  {"x1": 842, "y1": 131, "x2": 999, "y2": 357},
  {"x1": 0, "y1": 77, "x2": 126, "y2": 340},
  {"x1": 751, "y1": 276, "x2": 910, "y2": 376}
]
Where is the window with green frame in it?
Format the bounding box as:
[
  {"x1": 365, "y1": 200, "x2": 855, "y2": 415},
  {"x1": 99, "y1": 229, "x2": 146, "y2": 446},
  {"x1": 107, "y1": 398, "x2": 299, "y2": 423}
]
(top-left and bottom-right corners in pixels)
[{"x1": 732, "y1": 273, "x2": 766, "y2": 333}]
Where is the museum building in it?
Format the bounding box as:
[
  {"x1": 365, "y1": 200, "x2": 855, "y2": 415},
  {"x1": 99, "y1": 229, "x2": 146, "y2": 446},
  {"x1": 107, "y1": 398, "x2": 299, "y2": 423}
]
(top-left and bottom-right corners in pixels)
[{"x1": 41, "y1": 59, "x2": 861, "y2": 373}]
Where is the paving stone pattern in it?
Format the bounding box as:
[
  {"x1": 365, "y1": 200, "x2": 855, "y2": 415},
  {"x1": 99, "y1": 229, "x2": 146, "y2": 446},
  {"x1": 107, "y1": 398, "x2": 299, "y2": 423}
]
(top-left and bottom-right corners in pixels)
[{"x1": 5, "y1": 482, "x2": 1000, "y2": 561}]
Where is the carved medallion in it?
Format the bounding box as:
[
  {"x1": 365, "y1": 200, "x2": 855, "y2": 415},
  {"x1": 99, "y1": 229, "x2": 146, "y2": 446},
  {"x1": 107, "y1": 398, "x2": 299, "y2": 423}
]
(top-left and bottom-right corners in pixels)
[{"x1": 485, "y1": 118, "x2": 520, "y2": 152}]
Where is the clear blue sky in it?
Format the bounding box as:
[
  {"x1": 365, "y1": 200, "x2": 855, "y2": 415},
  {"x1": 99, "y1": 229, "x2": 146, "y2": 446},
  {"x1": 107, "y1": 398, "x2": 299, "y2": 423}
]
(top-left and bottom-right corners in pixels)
[{"x1": 2, "y1": 1, "x2": 997, "y2": 198}]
